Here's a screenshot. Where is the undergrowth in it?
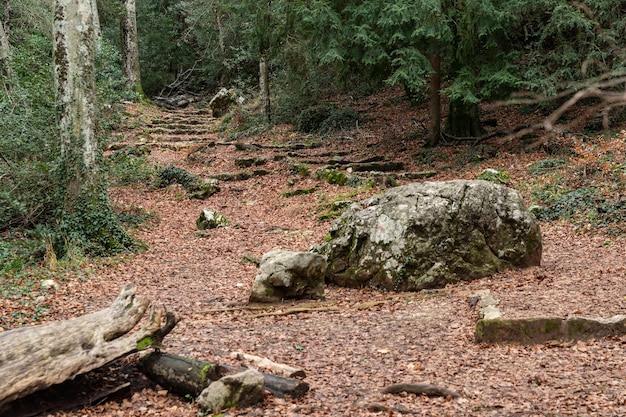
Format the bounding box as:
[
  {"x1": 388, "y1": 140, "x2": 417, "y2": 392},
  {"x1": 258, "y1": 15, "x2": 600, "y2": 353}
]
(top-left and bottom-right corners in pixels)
[{"x1": 528, "y1": 133, "x2": 626, "y2": 234}]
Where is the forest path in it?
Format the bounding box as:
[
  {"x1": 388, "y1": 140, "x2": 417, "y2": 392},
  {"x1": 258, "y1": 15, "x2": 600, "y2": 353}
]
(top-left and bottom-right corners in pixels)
[{"x1": 42, "y1": 97, "x2": 626, "y2": 416}]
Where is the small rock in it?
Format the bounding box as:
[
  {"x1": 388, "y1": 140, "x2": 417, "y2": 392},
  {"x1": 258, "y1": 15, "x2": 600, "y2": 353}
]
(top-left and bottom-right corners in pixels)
[
  {"x1": 249, "y1": 250, "x2": 326, "y2": 303},
  {"x1": 41, "y1": 279, "x2": 59, "y2": 291},
  {"x1": 196, "y1": 209, "x2": 230, "y2": 230},
  {"x1": 196, "y1": 369, "x2": 264, "y2": 413}
]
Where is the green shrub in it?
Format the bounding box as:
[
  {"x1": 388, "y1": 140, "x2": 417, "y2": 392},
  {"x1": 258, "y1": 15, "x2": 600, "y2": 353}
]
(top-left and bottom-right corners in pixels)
[
  {"x1": 320, "y1": 108, "x2": 360, "y2": 132},
  {"x1": 296, "y1": 105, "x2": 334, "y2": 133},
  {"x1": 316, "y1": 168, "x2": 349, "y2": 186},
  {"x1": 534, "y1": 187, "x2": 597, "y2": 221},
  {"x1": 106, "y1": 151, "x2": 156, "y2": 186},
  {"x1": 295, "y1": 105, "x2": 360, "y2": 134},
  {"x1": 476, "y1": 168, "x2": 510, "y2": 184},
  {"x1": 153, "y1": 165, "x2": 220, "y2": 199}
]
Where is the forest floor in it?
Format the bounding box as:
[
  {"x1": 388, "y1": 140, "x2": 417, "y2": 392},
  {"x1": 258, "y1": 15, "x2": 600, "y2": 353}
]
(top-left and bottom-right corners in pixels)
[{"x1": 4, "y1": 87, "x2": 626, "y2": 416}]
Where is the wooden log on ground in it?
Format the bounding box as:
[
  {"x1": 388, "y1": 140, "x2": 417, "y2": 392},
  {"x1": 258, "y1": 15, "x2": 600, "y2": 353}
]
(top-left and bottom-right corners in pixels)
[
  {"x1": 138, "y1": 352, "x2": 224, "y2": 397},
  {"x1": 139, "y1": 352, "x2": 309, "y2": 399},
  {"x1": 0, "y1": 284, "x2": 179, "y2": 409}
]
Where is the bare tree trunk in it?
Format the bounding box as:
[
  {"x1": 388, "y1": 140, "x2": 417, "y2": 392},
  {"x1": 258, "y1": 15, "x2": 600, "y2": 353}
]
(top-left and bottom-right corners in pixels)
[
  {"x1": 212, "y1": 1, "x2": 228, "y2": 85},
  {"x1": 92, "y1": 0, "x2": 101, "y2": 43},
  {"x1": 53, "y1": 0, "x2": 134, "y2": 254},
  {"x1": 259, "y1": 53, "x2": 270, "y2": 122},
  {"x1": 2, "y1": 0, "x2": 8, "y2": 31},
  {"x1": 426, "y1": 53, "x2": 441, "y2": 147},
  {"x1": 0, "y1": 15, "x2": 14, "y2": 88},
  {"x1": 120, "y1": 0, "x2": 144, "y2": 97}
]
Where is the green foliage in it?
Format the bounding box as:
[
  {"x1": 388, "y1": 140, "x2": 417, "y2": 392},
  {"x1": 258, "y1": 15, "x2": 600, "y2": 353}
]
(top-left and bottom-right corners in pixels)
[
  {"x1": 106, "y1": 150, "x2": 156, "y2": 186},
  {"x1": 517, "y1": 0, "x2": 626, "y2": 95},
  {"x1": 116, "y1": 205, "x2": 156, "y2": 229},
  {"x1": 296, "y1": 105, "x2": 360, "y2": 134},
  {"x1": 528, "y1": 158, "x2": 567, "y2": 175},
  {"x1": 316, "y1": 168, "x2": 349, "y2": 186},
  {"x1": 282, "y1": 186, "x2": 318, "y2": 198},
  {"x1": 296, "y1": 105, "x2": 334, "y2": 133},
  {"x1": 153, "y1": 165, "x2": 198, "y2": 189},
  {"x1": 153, "y1": 165, "x2": 220, "y2": 199},
  {"x1": 57, "y1": 186, "x2": 137, "y2": 257},
  {"x1": 476, "y1": 169, "x2": 510, "y2": 184},
  {"x1": 134, "y1": 1, "x2": 197, "y2": 95},
  {"x1": 290, "y1": 163, "x2": 311, "y2": 177},
  {"x1": 533, "y1": 187, "x2": 597, "y2": 221}
]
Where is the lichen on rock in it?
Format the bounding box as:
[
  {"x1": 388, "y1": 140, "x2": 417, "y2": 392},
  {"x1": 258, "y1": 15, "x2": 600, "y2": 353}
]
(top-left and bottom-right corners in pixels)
[{"x1": 312, "y1": 180, "x2": 542, "y2": 291}]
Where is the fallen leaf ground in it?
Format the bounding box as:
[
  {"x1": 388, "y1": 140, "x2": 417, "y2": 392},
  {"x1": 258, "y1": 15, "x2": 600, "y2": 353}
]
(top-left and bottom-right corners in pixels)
[{"x1": 7, "y1": 88, "x2": 626, "y2": 416}]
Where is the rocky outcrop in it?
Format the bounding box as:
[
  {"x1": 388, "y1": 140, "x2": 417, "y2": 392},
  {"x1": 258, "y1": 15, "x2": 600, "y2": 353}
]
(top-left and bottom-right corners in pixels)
[
  {"x1": 209, "y1": 88, "x2": 244, "y2": 118},
  {"x1": 249, "y1": 250, "x2": 326, "y2": 303},
  {"x1": 313, "y1": 180, "x2": 542, "y2": 291}
]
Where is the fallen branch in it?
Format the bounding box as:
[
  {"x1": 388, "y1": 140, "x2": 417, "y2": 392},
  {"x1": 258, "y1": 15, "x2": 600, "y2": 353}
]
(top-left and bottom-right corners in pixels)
[
  {"x1": 230, "y1": 352, "x2": 306, "y2": 378},
  {"x1": 382, "y1": 383, "x2": 461, "y2": 398},
  {"x1": 0, "y1": 284, "x2": 179, "y2": 408},
  {"x1": 251, "y1": 306, "x2": 340, "y2": 318},
  {"x1": 359, "y1": 402, "x2": 420, "y2": 415}
]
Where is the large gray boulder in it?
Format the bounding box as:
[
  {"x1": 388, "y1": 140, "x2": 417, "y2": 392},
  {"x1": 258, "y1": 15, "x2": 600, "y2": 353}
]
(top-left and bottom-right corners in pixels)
[
  {"x1": 249, "y1": 250, "x2": 326, "y2": 303},
  {"x1": 312, "y1": 180, "x2": 542, "y2": 291}
]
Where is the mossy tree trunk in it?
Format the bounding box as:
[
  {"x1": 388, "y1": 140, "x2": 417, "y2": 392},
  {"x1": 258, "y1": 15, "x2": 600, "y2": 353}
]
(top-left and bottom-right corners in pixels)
[
  {"x1": 120, "y1": 0, "x2": 144, "y2": 98},
  {"x1": 53, "y1": 0, "x2": 134, "y2": 255},
  {"x1": 445, "y1": 99, "x2": 484, "y2": 138}
]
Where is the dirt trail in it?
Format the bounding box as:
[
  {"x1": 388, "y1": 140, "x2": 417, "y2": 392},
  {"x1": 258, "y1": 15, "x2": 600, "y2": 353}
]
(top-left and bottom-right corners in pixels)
[{"x1": 38, "y1": 97, "x2": 626, "y2": 416}]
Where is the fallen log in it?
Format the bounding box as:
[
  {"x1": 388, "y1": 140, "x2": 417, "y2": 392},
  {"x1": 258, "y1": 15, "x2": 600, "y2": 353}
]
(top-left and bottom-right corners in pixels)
[
  {"x1": 138, "y1": 352, "x2": 224, "y2": 397},
  {"x1": 0, "y1": 284, "x2": 179, "y2": 409},
  {"x1": 139, "y1": 352, "x2": 309, "y2": 399}
]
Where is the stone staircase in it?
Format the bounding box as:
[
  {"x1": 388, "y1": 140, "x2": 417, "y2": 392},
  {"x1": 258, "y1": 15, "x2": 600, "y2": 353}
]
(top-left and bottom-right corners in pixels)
[{"x1": 109, "y1": 106, "x2": 217, "y2": 151}]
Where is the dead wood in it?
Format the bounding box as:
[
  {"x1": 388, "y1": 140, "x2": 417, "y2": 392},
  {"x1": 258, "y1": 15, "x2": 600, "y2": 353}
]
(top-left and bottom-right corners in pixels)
[
  {"x1": 382, "y1": 383, "x2": 461, "y2": 398},
  {"x1": 139, "y1": 352, "x2": 309, "y2": 399},
  {"x1": 230, "y1": 351, "x2": 306, "y2": 378},
  {"x1": 251, "y1": 306, "x2": 340, "y2": 318},
  {"x1": 138, "y1": 352, "x2": 224, "y2": 397},
  {"x1": 221, "y1": 364, "x2": 310, "y2": 398},
  {"x1": 0, "y1": 284, "x2": 178, "y2": 408}
]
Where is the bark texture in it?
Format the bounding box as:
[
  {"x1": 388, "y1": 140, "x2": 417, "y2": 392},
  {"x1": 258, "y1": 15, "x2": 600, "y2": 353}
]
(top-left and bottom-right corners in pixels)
[
  {"x1": 54, "y1": 0, "x2": 134, "y2": 254},
  {"x1": 0, "y1": 284, "x2": 178, "y2": 408},
  {"x1": 91, "y1": 0, "x2": 101, "y2": 42},
  {"x1": 54, "y1": 0, "x2": 99, "y2": 191},
  {"x1": 121, "y1": 0, "x2": 144, "y2": 97},
  {"x1": 0, "y1": 15, "x2": 15, "y2": 89},
  {"x1": 259, "y1": 54, "x2": 271, "y2": 122}
]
